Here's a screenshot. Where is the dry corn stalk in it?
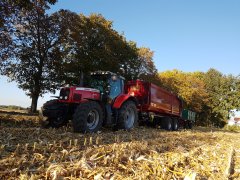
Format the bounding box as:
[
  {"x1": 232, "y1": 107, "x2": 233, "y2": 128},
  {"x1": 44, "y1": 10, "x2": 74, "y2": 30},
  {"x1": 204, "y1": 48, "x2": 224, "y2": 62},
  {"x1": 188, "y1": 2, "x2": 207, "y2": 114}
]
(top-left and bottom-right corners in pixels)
[{"x1": 1, "y1": 111, "x2": 240, "y2": 179}]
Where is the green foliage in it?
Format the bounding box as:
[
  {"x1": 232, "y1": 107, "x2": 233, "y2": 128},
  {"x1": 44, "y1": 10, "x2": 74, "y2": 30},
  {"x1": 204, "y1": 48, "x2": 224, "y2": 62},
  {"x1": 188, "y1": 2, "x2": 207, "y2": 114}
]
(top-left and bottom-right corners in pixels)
[
  {"x1": 0, "y1": 1, "x2": 62, "y2": 112},
  {"x1": 0, "y1": 0, "x2": 57, "y2": 27},
  {"x1": 48, "y1": 10, "x2": 157, "y2": 84},
  {"x1": 158, "y1": 70, "x2": 208, "y2": 112},
  {"x1": 0, "y1": 6, "x2": 157, "y2": 112},
  {"x1": 223, "y1": 125, "x2": 240, "y2": 132},
  {"x1": 203, "y1": 69, "x2": 240, "y2": 123},
  {"x1": 158, "y1": 69, "x2": 240, "y2": 127}
]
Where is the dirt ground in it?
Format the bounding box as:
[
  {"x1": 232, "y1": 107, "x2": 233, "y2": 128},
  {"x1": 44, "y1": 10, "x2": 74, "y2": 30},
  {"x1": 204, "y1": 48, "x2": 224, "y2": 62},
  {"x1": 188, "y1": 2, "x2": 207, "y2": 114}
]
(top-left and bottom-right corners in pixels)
[{"x1": 0, "y1": 109, "x2": 240, "y2": 180}]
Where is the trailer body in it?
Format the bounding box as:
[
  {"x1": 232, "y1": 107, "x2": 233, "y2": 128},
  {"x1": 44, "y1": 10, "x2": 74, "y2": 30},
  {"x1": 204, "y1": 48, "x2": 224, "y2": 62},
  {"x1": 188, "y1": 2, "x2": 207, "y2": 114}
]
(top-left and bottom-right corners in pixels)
[
  {"x1": 182, "y1": 109, "x2": 196, "y2": 122},
  {"x1": 126, "y1": 80, "x2": 182, "y2": 117},
  {"x1": 125, "y1": 80, "x2": 193, "y2": 130}
]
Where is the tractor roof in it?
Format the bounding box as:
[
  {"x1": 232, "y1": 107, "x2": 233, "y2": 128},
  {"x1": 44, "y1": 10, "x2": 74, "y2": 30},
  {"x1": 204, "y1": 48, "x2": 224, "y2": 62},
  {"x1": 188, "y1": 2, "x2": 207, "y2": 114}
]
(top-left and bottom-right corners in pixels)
[{"x1": 90, "y1": 71, "x2": 125, "y2": 80}]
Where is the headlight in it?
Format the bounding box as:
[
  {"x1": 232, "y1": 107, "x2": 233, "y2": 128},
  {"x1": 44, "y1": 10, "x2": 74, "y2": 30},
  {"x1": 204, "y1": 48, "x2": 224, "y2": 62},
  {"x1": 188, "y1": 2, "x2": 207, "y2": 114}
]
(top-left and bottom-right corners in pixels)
[{"x1": 130, "y1": 92, "x2": 135, "y2": 96}]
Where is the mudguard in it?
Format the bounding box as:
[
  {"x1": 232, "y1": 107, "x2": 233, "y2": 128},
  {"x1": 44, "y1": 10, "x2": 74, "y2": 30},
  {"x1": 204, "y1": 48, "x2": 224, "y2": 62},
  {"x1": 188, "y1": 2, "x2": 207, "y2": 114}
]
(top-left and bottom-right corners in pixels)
[{"x1": 112, "y1": 94, "x2": 137, "y2": 109}]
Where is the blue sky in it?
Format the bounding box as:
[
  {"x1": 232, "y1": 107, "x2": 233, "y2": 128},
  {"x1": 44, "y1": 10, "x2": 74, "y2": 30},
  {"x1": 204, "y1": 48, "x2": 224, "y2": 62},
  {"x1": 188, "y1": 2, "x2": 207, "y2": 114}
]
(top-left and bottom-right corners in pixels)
[{"x1": 0, "y1": 0, "x2": 240, "y2": 108}]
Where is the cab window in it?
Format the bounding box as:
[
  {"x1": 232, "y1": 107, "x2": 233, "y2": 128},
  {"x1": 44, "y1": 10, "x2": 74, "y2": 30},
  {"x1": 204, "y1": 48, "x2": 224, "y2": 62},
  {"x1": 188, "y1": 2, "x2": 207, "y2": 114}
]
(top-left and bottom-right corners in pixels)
[{"x1": 109, "y1": 77, "x2": 122, "y2": 99}]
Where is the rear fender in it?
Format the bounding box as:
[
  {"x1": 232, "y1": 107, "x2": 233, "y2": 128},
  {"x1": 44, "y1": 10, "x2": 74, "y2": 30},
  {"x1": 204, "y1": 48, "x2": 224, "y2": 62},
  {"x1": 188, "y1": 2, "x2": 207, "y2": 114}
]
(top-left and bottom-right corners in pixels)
[{"x1": 113, "y1": 94, "x2": 137, "y2": 109}]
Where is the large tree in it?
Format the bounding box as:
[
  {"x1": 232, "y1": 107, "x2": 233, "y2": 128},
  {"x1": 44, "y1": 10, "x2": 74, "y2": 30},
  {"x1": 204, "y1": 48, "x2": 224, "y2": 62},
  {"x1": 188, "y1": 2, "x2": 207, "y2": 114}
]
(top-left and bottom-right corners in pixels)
[
  {"x1": 0, "y1": 0, "x2": 57, "y2": 27},
  {"x1": 0, "y1": 0, "x2": 62, "y2": 112},
  {"x1": 136, "y1": 47, "x2": 158, "y2": 84},
  {"x1": 52, "y1": 11, "x2": 144, "y2": 84},
  {"x1": 1, "y1": 5, "x2": 158, "y2": 112},
  {"x1": 137, "y1": 47, "x2": 156, "y2": 75},
  {"x1": 158, "y1": 68, "x2": 240, "y2": 127},
  {"x1": 158, "y1": 70, "x2": 209, "y2": 112},
  {"x1": 203, "y1": 69, "x2": 240, "y2": 124}
]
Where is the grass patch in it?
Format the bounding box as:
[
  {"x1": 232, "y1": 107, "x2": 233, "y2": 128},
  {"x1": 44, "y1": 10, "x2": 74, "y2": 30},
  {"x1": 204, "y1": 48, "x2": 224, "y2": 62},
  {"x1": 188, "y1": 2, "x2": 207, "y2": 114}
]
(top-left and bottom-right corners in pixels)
[{"x1": 223, "y1": 125, "x2": 240, "y2": 132}]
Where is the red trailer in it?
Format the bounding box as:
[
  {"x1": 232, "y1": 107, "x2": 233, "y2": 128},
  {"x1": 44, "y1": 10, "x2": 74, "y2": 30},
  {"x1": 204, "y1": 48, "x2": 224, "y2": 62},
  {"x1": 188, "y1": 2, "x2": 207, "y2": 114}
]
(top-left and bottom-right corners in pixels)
[
  {"x1": 126, "y1": 80, "x2": 182, "y2": 116},
  {"x1": 125, "y1": 80, "x2": 182, "y2": 130}
]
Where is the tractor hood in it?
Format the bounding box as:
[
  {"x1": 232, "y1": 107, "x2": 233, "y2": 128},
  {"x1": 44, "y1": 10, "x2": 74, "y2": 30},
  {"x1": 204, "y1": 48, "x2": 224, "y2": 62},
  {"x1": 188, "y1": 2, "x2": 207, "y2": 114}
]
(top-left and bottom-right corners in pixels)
[
  {"x1": 59, "y1": 86, "x2": 101, "y2": 103},
  {"x1": 75, "y1": 87, "x2": 100, "y2": 93}
]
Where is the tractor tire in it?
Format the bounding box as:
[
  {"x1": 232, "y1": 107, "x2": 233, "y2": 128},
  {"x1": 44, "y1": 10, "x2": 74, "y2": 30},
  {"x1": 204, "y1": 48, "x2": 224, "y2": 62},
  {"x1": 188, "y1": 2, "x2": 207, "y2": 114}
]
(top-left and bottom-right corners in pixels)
[
  {"x1": 72, "y1": 101, "x2": 103, "y2": 133},
  {"x1": 48, "y1": 109, "x2": 68, "y2": 128},
  {"x1": 172, "y1": 118, "x2": 179, "y2": 131},
  {"x1": 161, "y1": 117, "x2": 173, "y2": 131},
  {"x1": 42, "y1": 117, "x2": 68, "y2": 128},
  {"x1": 40, "y1": 100, "x2": 68, "y2": 128},
  {"x1": 117, "y1": 101, "x2": 138, "y2": 130}
]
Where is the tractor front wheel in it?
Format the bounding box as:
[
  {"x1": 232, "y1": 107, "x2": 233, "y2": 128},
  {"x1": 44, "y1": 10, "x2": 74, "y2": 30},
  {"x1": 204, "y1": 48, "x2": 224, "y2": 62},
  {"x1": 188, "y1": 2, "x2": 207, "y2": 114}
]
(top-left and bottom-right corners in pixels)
[
  {"x1": 40, "y1": 101, "x2": 68, "y2": 128},
  {"x1": 72, "y1": 101, "x2": 103, "y2": 133},
  {"x1": 117, "y1": 101, "x2": 138, "y2": 130}
]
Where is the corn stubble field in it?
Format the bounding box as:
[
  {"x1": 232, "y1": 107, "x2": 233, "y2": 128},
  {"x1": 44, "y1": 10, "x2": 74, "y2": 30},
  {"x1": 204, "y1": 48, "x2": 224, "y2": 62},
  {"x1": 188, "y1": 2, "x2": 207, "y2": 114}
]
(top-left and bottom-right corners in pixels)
[{"x1": 0, "y1": 109, "x2": 240, "y2": 180}]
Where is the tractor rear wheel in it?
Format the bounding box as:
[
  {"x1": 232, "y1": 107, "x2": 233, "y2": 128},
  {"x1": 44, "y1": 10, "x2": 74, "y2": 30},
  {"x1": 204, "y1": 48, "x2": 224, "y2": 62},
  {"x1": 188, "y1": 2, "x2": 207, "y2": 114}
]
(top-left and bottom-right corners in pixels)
[
  {"x1": 117, "y1": 101, "x2": 138, "y2": 130},
  {"x1": 72, "y1": 101, "x2": 103, "y2": 133}
]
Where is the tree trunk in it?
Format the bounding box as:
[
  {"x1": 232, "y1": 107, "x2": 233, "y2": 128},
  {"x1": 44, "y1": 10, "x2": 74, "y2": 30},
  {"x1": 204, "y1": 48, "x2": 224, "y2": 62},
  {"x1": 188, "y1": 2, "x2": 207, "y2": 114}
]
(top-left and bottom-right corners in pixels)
[
  {"x1": 30, "y1": 94, "x2": 39, "y2": 113},
  {"x1": 79, "y1": 70, "x2": 84, "y2": 86}
]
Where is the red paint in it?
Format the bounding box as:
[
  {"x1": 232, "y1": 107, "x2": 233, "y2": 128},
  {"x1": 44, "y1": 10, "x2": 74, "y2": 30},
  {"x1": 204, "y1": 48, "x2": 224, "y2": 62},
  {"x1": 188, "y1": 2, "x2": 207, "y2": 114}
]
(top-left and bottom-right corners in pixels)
[
  {"x1": 125, "y1": 80, "x2": 182, "y2": 117},
  {"x1": 112, "y1": 94, "x2": 133, "y2": 109},
  {"x1": 57, "y1": 80, "x2": 182, "y2": 118},
  {"x1": 58, "y1": 87, "x2": 100, "y2": 104}
]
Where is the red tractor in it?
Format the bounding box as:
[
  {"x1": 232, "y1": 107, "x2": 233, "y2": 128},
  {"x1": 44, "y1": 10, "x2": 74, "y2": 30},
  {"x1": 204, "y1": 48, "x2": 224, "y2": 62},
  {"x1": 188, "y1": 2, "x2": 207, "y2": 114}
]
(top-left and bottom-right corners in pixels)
[{"x1": 40, "y1": 71, "x2": 194, "y2": 133}]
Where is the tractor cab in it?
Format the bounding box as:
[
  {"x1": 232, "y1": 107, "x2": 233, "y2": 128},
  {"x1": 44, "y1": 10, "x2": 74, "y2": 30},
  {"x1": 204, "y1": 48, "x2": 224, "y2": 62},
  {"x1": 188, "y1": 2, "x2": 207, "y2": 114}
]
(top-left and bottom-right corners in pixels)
[
  {"x1": 89, "y1": 71, "x2": 125, "y2": 100},
  {"x1": 56, "y1": 71, "x2": 125, "y2": 104}
]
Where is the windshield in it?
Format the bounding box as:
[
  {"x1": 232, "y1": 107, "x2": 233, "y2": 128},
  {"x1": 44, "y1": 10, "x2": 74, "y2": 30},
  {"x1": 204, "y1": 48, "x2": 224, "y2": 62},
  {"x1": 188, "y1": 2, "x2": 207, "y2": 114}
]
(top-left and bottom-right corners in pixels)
[
  {"x1": 89, "y1": 75, "x2": 108, "y2": 92},
  {"x1": 89, "y1": 74, "x2": 123, "y2": 99}
]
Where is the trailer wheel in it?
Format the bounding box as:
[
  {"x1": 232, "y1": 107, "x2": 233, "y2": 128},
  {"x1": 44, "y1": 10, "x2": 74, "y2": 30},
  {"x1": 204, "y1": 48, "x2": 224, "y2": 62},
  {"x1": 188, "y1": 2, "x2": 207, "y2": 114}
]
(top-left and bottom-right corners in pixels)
[
  {"x1": 72, "y1": 101, "x2": 103, "y2": 133},
  {"x1": 161, "y1": 117, "x2": 173, "y2": 131},
  {"x1": 172, "y1": 118, "x2": 179, "y2": 131},
  {"x1": 117, "y1": 101, "x2": 138, "y2": 130},
  {"x1": 188, "y1": 121, "x2": 193, "y2": 129}
]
